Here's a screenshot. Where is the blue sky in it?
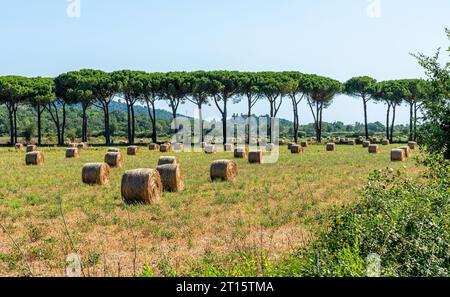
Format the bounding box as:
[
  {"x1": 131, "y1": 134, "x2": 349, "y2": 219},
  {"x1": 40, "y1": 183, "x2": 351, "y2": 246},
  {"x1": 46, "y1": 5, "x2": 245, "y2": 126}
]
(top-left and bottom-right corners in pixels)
[{"x1": 1, "y1": 0, "x2": 449, "y2": 124}]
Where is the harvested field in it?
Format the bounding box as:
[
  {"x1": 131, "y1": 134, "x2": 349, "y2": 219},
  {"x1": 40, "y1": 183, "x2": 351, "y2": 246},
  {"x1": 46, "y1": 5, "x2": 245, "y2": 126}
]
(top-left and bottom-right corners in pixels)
[{"x1": 0, "y1": 144, "x2": 422, "y2": 276}]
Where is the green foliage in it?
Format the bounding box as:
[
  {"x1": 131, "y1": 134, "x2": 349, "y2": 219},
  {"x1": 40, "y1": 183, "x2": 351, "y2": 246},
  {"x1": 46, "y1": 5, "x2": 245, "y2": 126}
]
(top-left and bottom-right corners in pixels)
[
  {"x1": 413, "y1": 28, "x2": 450, "y2": 158},
  {"x1": 344, "y1": 76, "x2": 377, "y2": 99},
  {"x1": 278, "y1": 153, "x2": 449, "y2": 277}
]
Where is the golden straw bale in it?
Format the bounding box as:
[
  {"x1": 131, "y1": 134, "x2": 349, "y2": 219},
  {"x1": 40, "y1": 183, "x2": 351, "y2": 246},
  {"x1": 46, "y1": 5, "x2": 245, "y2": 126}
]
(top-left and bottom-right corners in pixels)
[
  {"x1": 127, "y1": 146, "x2": 139, "y2": 155},
  {"x1": 25, "y1": 151, "x2": 44, "y2": 166},
  {"x1": 26, "y1": 144, "x2": 37, "y2": 152},
  {"x1": 368, "y1": 144, "x2": 380, "y2": 154},
  {"x1": 82, "y1": 163, "x2": 110, "y2": 185},
  {"x1": 157, "y1": 156, "x2": 179, "y2": 166},
  {"x1": 326, "y1": 143, "x2": 336, "y2": 151},
  {"x1": 160, "y1": 144, "x2": 171, "y2": 152},
  {"x1": 104, "y1": 152, "x2": 124, "y2": 168},
  {"x1": 248, "y1": 151, "x2": 263, "y2": 164},
  {"x1": 234, "y1": 148, "x2": 247, "y2": 158},
  {"x1": 121, "y1": 169, "x2": 163, "y2": 204},
  {"x1": 148, "y1": 143, "x2": 160, "y2": 150},
  {"x1": 399, "y1": 146, "x2": 412, "y2": 158},
  {"x1": 210, "y1": 159, "x2": 238, "y2": 181},
  {"x1": 66, "y1": 148, "x2": 80, "y2": 158},
  {"x1": 408, "y1": 141, "x2": 417, "y2": 150},
  {"x1": 291, "y1": 144, "x2": 304, "y2": 154},
  {"x1": 156, "y1": 164, "x2": 184, "y2": 192},
  {"x1": 391, "y1": 149, "x2": 405, "y2": 161}
]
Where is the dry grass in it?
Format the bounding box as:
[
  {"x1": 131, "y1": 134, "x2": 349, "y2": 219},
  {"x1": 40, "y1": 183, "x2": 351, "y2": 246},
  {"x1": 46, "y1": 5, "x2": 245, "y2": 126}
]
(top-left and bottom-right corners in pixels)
[{"x1": 0, "y1": 143, "x2": 423, "y2": 276}]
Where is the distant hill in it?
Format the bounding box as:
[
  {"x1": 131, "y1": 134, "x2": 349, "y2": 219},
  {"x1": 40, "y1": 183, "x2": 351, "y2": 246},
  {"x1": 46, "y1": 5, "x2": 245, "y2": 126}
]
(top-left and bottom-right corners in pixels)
[{"x1": 109, "y1": 101, "x2": 190, "y2": 120}]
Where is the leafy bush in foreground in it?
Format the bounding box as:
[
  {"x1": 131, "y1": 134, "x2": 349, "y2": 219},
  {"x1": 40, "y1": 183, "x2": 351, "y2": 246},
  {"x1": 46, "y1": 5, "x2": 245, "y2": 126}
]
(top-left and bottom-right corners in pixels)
[{"x1": 279, "y1": 152, "x2": 449, "y2": 277}]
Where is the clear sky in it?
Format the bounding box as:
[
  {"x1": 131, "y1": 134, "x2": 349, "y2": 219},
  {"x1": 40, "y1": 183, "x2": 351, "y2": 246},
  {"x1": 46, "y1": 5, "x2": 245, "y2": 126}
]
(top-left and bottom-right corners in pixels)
[{"x1": 1, "y1": 0, "x2": 449, "y2": 124}]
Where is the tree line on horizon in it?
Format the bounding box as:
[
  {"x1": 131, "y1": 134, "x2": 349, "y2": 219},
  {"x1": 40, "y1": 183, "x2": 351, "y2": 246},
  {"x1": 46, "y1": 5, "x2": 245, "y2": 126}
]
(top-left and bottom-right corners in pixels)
[{"x1": 0, "y1": 70, "x2": 433, "y2": 147}]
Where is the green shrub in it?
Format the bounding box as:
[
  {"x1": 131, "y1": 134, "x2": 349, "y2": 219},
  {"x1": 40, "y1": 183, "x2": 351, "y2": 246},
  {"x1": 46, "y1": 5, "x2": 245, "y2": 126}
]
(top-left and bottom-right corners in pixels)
[{"x1": 280, "y1": 152, "x2": 449, "y2": 277}]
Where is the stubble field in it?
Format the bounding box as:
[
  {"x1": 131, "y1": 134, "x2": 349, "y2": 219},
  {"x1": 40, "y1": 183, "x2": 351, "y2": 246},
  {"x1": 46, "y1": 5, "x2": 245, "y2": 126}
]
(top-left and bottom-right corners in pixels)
[{"x1": 0, "y1": 143, "x2": 421, "y2": 276}]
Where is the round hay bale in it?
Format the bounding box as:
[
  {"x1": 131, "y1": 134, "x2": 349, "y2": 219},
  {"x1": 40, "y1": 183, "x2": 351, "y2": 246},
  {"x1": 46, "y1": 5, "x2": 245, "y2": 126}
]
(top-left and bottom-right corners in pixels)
[
  {"x1": 66, "y1": 148, "x2": 80, "y2": 158},
  {"x1": 157, "y1": 156, "x2": 179, "y2": 166},
  {"x1": 399, "y1": 146, "x2": 412, "y2": 158},
  {"x1": 300, "y1": 141, "x2": 308, "y2": 147},
  {"x1": 127, "y1": 146, "x2": 139, "y2": 155},
  {"x1": 104, "y1": 152, "x2": 124, "y2": 168},
  {"x1": 265, "y1": 143, "x2": 275, "y2": 152},
  {"x1": 172, "y1": 143, "x2": 184, "y2": 151},
  {"x1": 368, "y1": 144, "x2": 380, "y2": 154},
  {"x1": 205, "y1": 145, "x2": 217, "y2": 154},
  {"x1": 382, "y1": 139, "x2": 390, "y2": 145},
  {"x1": 362, "y1": 141, "x2": 371, "y2": 148},
  {"x1": 287, "y1": 142, "x2": 295, "y2": 150},
  {"x1": 224, "y1": 143, "x2": 234, "y2": 152},
  {"x1": 25, "y1": 151, "x2": 44, "y2": 166},
  {"x1": 82, "y1": 163, "x2": 110, "y2": 185},
  {"x1": 326, "y1": 143, "x2": 336, "y2": 151},
  {"x1": 77, "y1": 142, "x2": 88, "y2": 150},
  {"x1": 291, "y1": 144, "x2": 304, "y2": 154},
  {"x1": 119, "y1": 140, "x2": 127, "y2": 145},
  {"x1": 156, "y1": 164, "x2": 184, "y2": 192},
  {"x1": 26, "y1": 144, "x2": 37, "y2": 153},
  {"x1": 107, "y1": 147, "x2": 121, "y2": 153},
  {"x1": 148, "y1": 143, "x2": 160, "y2": 150},
  {"x1": 408, "y1": 141, "x2": 417, "y2": 150},
  {"x1": 248, "y1": 151, "x2": 263, "y2": 164},
  {"x1": 347, "y1": 140, "x2": 356, "y2": 145},
  {"x1": 234, "y1": 148, "x2": 247, "y2": 158},
  {"x1": 68, "y1": 143, "x2": 78, "y2": 148},
  {"x1": 210, "y1": 159, "x2": 238, "y2": 181},
  {"x1": 121, "y1": 168, "x2": 163, "y2": 204},
  {"x1": 15, "y1": 143, "x2": 23, "y2": 151},
  {"x1": 391, "y1": 149, "x2": 405, "y2": 161},
  {"x1": 160, "y1": 144, "x2": 171, "y2": 152}
]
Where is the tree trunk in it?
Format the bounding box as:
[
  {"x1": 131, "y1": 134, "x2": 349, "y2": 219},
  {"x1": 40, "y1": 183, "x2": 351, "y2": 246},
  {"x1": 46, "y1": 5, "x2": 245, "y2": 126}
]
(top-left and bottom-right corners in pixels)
[
  {"x1": 103, "y1": 104, "x2": 111, "y2": 145},
  {"x1": 172, "y1": 110, "x2": 178, "y2": 143},
  {"x1": 222, "y1": 98, "x2": 227, "y2": 146},
  {"x1": 81, "y1": 105, "x2": 88, "y2": 142},
  {"x1": 7, "y1": 106, "x2": 14, "y2": 145},
  {"x1": 247, "y1": 98, "x2": 252, "y2": 144},
  {"x1": 315, "y1": 104, "x2": 320, "y2": 142},
  {"x1": 293, "y1": 102, "x2": 299, "y2": 143},
  {"x1": 390, "y1": 105, "x2": 396, "y2": 143},
  {"x1": 61, "y1": 103, "x2": 66, "y2": 145},
  {"x1": 386, "y1": 104, "x2": 391, "y2": 141},
  {"x1": 152, "y1": 103, "x2": 157, "y2": 143},
  {"x1": 198, "y1": 104, "x2": 204, "y2": 143},
  {"x1": 13, "y1": 107, "x2": 18, "y2": 144},
  {"x1": 131, "y1": 104, "x2": 136, "y2": 144},
  {"x1": 363, "y1": 98, "x2": 369, "y2": 140},
  {"x1": 413, "y1": 102, "x2": 418, "y2": 141},
  {"x1": 126, "y1": 102, "x2": 132, "y2": 144},
  {"x1": 318, "y1": 102, "x2": 323, "y2": 143},
  {"x1": 37, "y1": 106, "x2": 42, "y2": 145},
  {"x1": 409, "y1": 102, "x2": 414, "y2": 141}
]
